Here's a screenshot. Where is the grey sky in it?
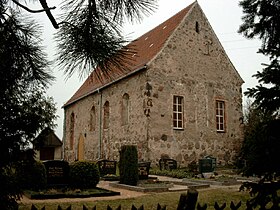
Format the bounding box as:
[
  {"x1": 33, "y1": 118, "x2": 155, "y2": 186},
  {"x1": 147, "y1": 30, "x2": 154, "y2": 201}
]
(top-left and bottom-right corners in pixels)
[{"x1": 33, "y1": 0, "x2": 268, "y2": 139}]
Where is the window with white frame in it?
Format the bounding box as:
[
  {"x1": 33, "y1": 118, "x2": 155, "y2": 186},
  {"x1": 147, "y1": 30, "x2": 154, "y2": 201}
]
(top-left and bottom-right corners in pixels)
[
  {"x1": 173, "y1": 96, "x2": 184, "y2": 129},
  {"x1": 216, "y1": 100, "x2": 225, "y2": 132}
]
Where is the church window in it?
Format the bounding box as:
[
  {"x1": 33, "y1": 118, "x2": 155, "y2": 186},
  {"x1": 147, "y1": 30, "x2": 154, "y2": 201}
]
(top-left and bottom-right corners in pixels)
[
  {"x1": 103, "y1": 101, "x2": 109, "y2": 129},
  {"x1": 121, "y1": 93, "x2": 129, "y2": 125},
  {"x1": 173, "y1": 96, "x2": 184, "y2": 129},
  {"x1": 89, "y1": 106, "x2": 96, "y2": 131},
  {"x1": 70, "y1": 112, "x2": 75, "y2": 150},
  {"x1": 216, "y1": 100, "x2": 225, "y2": 132}
]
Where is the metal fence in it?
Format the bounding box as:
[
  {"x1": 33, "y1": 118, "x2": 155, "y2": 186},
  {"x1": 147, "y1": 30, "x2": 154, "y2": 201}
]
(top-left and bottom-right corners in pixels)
[{"x1": 29, "y1": 189, "x2": 275, "y2": 210}]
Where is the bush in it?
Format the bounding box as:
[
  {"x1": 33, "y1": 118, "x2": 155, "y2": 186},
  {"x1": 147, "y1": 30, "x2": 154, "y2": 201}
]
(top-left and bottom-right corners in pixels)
[
  {"x1": 69, "y1": 161, "x2": 100, "y2": 189},
  {"x1": 16, "y1": 160, "x2": 47, "y2": 191},
  {"x1": 119, "y1": 145, "x2": 139, "y2": 186},
  {"x1": 0, "y1": 167, "x2": 21, "y2": 210},
  {"x1": 150, "y1": 168, "x2": 194, "y2": 179}
]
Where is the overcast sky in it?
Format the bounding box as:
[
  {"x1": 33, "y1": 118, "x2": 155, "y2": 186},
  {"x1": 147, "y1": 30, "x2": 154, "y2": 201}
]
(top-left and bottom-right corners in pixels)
[{"x1": 32, "y1": 0, "x2": 268, "y2": 139}]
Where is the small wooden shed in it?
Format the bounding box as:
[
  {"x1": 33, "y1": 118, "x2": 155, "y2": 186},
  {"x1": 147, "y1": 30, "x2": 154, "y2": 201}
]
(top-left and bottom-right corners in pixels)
[{"x1": 33, "y1": 127, "x2": 62, "y2": 160}]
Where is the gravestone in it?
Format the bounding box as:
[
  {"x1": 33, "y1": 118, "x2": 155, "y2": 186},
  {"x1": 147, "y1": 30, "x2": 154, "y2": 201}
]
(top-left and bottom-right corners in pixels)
[
  {"x1": 97, "y1": 159, "x2": 117, "y2": 176},
  {"x1": 159, "y1": 158, "x2": 177, "y2": 170},
  {"x1": 138, "y1": 161, "x2": 151, "y2": 180},
  {"x1": 199, "y1": 156, "x2": 216, "y2": 173},
  {"x1": 43, "y1": 160, "x2": 69, "y2": 187}
]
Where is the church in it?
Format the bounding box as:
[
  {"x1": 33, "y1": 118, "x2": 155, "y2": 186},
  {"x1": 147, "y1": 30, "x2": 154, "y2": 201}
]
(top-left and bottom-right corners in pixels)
[{"x1": 62, "y1": 2, "x2": 244, "y2": 166}]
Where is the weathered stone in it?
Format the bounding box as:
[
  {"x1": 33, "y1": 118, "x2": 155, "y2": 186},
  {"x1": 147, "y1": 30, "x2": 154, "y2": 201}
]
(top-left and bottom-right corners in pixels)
[
  {"x1": 62, "y1": 2, "x2": 243, "y2": 167},
  {"x1": 161, "y1": 134, "x2": 168, "y2": 141}
]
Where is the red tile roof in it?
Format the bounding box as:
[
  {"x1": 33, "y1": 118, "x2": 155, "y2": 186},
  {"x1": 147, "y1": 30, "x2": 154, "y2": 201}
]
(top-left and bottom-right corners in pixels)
[{"x1": 64, "y1": 2, "x2": 195, "y2": 107}]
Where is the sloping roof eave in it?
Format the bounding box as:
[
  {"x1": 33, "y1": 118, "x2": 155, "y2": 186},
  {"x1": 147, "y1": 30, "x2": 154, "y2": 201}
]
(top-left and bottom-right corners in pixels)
[
  {"x1": 63, "y1": 2, "x2": 197, "y2": 108},
  {"x1": 63, "y1": 64, "x2": 148, "y2": 108}
]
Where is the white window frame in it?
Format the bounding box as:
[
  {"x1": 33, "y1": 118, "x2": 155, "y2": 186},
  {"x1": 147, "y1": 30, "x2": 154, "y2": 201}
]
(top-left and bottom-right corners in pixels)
[
  {"x1": 216, "y1": 100, "x2": 225, "y2": 132},
  {"x1": 173, "y1": 95, "x2": 184, "y2": 129}
]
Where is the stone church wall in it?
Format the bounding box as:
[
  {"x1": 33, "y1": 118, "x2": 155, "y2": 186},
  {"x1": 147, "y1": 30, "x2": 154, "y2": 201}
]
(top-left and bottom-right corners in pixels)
[
  {"x1": 63, "y1": 71, "x2": 150, "y2": 162},
  {"x1": 63, "y1": 3, "x2": 243, "y2": 166},
  {"x1": 145, "y1": 4, "x2": 243, "y2": 165}
]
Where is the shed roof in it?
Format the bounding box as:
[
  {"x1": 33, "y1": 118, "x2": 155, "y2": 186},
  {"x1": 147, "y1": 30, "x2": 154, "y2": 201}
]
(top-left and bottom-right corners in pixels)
[
  {"x1": 33, "y1": 127, "x2": 62, "y2": 149},
  {"x1": 64, "y1": 2, "x2": 196, "y2": 107}
]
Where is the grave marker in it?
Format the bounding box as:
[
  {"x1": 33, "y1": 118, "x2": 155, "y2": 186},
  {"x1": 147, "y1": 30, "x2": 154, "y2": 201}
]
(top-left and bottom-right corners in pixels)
[
  {"x1": 138, "y1": 162, "x2": 151, "y2": 180},
  {"x1": 97, "y1": 159, "x2": 117, "y2": 176},
  {"x1": 43, "y1": 160, "x2": 69, "y2": 187},
  {"x1": 159, "y1": 158, "x2": 177, "y2": 170}
]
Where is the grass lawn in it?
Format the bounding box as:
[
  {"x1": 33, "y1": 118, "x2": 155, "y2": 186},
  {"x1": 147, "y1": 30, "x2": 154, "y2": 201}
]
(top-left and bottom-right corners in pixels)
[{"x1": 19, "y1": 186, "x2": 251, "y2": 210}]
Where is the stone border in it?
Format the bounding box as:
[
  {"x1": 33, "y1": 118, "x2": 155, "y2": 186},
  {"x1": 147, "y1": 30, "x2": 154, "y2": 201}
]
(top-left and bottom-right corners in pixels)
[
  {"x1": 109, "y1": 180, "x2": 210, "y2": 192},
  {"x1": 182, "y1": 178, "x2": 241, "y2": 186},
  {"x1": 109, "y1": 182, "x2": 170, "y2": 193},
  {"x1": 25, "y1": 188, "x2": 120, "y2": 200},
  {"x1": 173, "y1": 180, "x2": 210, "y2": 189}
]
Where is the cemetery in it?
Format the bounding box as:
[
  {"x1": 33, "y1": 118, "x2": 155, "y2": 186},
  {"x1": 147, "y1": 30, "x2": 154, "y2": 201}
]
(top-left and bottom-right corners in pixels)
[
  {"x1": 19, "y1": 153, "x2": 254, "y2": 210},
  {"x1": 19, "y1": 145, "x2": 244, "y2": 202},
  {"x1": 16, "y1": 144, "x2": 271, "y2": 210},
  {"x1": 18, "y1": 145, "x2": 266, "y2": 210}
]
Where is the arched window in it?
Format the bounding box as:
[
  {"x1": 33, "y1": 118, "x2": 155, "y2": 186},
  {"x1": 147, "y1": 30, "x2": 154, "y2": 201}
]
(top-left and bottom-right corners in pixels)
[
  {"x1": 89, "y1": 106, "x2": 96, "y2": 131},
  {"x1": 70, "y1": 112, "x2": 75, "y2": 150},
  {"x1": 103, "y1": 101, "x2": 109, "y2": 129},
  {"x1": 121, "y1": 93, "x2": 129, "y2": 125}
]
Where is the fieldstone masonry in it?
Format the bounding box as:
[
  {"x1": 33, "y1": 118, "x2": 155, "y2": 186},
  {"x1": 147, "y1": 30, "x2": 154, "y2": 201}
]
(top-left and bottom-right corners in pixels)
[{"x1": 63, "y1": 2, "x2": 244, "y2": 167}]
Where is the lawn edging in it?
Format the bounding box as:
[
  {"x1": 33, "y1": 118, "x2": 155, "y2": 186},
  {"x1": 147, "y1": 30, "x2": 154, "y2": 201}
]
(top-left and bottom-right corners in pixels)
[{"x1": 24, "y1": 187, "x2": 120, "y2": 199}]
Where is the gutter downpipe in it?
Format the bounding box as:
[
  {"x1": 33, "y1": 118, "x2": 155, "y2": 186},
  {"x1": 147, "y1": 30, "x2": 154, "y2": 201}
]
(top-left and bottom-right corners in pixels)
[
  {"x1": 98, "y1": 89, "x2": 102, "y2": 159},
  {"x1": 62, "y1": 109, "x2": 66, "y2": 160},
  {"x1": 64, "y1": 65, "x2": 147, "y2": 160},
  {"x1": 95, "y1": 65, "x2": 147, "y2": 160}
]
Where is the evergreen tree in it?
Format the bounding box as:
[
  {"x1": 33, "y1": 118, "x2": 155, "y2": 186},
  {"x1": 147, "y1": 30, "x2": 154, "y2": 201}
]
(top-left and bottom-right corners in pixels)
[
  {"x1": 119, "y1": 145, "x2": 139, "y2": 186},
  {"x1": 238, "y1": 1, "x2": 280, "y2": 207},
  {"x1": 56, "y1": 0, "x2": 158, "y2": 78},
  {"x1": 239, "y1": 102, "x2": 279, "y2": 177},
  {"x1": 8, "y1": 0, "x2": 158, "y2": 78},
  {"x1": 238, "y1": 102, "x2": 280, "y2": 209},
  {"x1": 239, "y1": 0, "x2": 280, "y2": 115},
  {"x1": 0, "y1": 3, "x2": 57, "y2": 209},
  {"x1": 1, "y1": 1, "x2": 157, "y2": 208}
]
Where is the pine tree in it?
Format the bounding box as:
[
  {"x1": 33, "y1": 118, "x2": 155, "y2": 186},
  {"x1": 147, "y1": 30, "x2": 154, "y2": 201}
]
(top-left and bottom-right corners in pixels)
[
  {"x1": 56, "y1": 0, "x2": 158, "y2": 78},
  {"x1": 1, "y1": 1, "x2": 157, "y2": 208},
  {"x1": 0, "y1": 3, "x2": 56, "y2": 209},
  {"x1": 8, "y1": 0, "x2": 158, "y2": 78},
  {"x1": 238, "y1": 1, "x2": 280, "y2": 207},
  {"x1": 239, "y1": 0, "x2": 280, "y2": 115}
]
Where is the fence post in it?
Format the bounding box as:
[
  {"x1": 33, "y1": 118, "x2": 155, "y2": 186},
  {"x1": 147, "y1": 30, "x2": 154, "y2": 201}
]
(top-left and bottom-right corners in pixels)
[{"x1": 177, "y1": 189, "x2": 198, "y2": 210}]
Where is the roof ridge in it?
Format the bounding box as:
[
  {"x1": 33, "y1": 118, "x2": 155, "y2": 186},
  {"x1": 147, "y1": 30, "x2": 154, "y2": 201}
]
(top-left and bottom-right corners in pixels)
[
  {"x1": 131, "y1": 1, "x2": 196, "y2": 44},
  {"x1": 64, "y1": 2, "x2": 196, "y2": 107}
]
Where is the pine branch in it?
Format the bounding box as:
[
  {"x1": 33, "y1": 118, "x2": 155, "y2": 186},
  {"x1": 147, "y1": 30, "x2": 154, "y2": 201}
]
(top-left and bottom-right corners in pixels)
[
  {"x1": 39, "y1": 0, "x2": 59, "y2": 29},
  {"x1": 11, "y1": 0, "x2": 56, "y2": 14}
]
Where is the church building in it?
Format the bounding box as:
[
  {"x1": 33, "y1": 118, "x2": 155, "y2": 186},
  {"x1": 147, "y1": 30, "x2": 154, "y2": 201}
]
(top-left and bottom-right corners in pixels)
[{"x1": 62, "y1": 2, "x2": 244, "y2": 166}]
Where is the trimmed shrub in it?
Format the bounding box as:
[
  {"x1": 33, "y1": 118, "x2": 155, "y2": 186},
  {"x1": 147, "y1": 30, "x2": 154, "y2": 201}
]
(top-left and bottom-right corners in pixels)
[
  {"x1": 150, "y1": 168, "x2": 193, "y2": 179},
  {"x1": 119, "y1": 145, "x2": 138, "y2": 186},
  {"x1": 0, "y1": 166, "x2": 21, "y2": 210},
  {"x1": 16, "y1": 160, "x2": 47, "y2": 191},
  {"x1": 69, "y1": 161, "x2": 100, "y2": 189}
]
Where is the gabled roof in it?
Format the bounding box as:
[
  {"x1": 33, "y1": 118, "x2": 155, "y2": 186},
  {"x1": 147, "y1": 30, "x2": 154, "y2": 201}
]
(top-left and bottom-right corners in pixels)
[
  {"x1": 33, "y1": 127, "x2": 62, "y2": 149},
  {"x1": 64, "y1": 2, "x2": 196, "y2": 107}
]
